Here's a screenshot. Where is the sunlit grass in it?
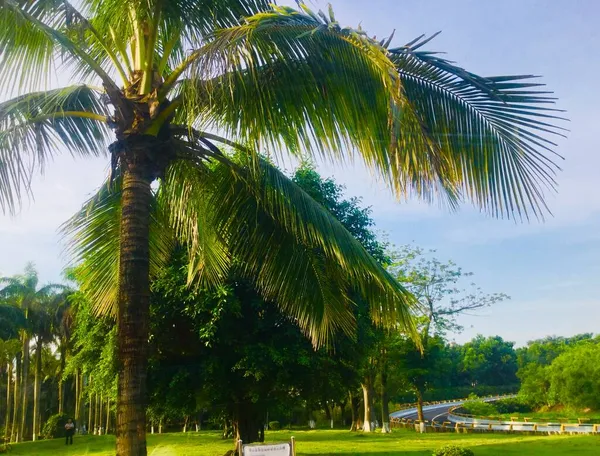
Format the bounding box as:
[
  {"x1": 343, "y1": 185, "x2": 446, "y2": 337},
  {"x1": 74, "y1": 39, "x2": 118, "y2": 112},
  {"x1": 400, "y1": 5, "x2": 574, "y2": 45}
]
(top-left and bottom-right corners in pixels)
[{"x1": 8, "y1": 429, "x2": 600, "y2": 455}]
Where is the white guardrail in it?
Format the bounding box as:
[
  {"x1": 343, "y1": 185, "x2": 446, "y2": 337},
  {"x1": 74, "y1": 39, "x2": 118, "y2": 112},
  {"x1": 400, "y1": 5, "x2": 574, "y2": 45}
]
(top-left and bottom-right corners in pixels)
[{"x1": 390, "y1": 395, "x2": 600, "y2": 435}]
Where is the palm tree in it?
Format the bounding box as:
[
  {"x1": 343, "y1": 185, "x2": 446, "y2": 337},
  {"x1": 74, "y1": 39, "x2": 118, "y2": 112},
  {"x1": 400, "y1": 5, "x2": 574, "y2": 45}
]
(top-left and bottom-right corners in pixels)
[
  {"x1": 1, "y1": 338, "x2": 22, "y2": 443},
  {"x1": 29, "y1": 291, "x2": 69, "y2": 441},
  {"x1": 0, "y1": 303, "x2": 25, "y2": 443},
  {"x1": 0, "y1": 264, "x2": 64, "y2": 441},
  {"x1": 53, "y1": 291, "x2": 74, "y2": 416},
  {"x1": 0, "y1": 1, "x2": 564, "y2": 454}
]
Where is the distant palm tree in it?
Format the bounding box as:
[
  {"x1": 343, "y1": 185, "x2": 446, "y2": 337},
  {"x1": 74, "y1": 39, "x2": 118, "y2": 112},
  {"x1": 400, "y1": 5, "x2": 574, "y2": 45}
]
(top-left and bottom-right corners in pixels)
[
  {"x1": 53, "y1": 290, "x2": 75, "y2": 416},
  {"x1": 1, "y1": 338, "x2": 21, "y2": 443},
  {"x1": 29, "y1": 291, "x2": 70, "y2": 440},
  {"x1": 0, "y1": 264, "x2": 64, "y2": 441},
  {"x1": 0, "y1": 1, "x2": 564, "y2": 454}
]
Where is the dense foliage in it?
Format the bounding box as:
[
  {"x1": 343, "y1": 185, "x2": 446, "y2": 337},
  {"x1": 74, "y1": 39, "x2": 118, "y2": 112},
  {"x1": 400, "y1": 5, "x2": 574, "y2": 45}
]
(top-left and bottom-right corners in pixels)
[{"x1": 517, "y1": 335, "x2": 600, "y2": 411}]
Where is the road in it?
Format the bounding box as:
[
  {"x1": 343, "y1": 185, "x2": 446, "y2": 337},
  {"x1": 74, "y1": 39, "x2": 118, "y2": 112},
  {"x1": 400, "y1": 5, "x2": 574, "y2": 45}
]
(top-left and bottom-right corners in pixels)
[
  {"x1": 390, "y1": 400, "x2": 465, "y2": 423},
  {"x1": 390, "y1": 397, "x2": 598, "y2": 434}
]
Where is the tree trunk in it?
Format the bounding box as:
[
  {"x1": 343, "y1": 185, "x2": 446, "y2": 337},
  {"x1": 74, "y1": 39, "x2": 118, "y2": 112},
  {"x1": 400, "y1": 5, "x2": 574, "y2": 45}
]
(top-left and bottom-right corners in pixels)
[
  {"x1": 349, "y1": 391, "x2": 360, "y2": 431},
  {"x1": 115, "y1": 160, "x2": 152, "y2": 456},
  {"x1": 99, "y1": 394, "x2": 104, "y2": 435},
  {"x1": 380, "y1": 363, "x2": 391, "y2": 433},
  {"x1": 88, "y1": 391, "x2": 93, "y2": 435},
  {"x1": 95, "y1": 393, "x2": 100, "y2": 434},
  {"x1": 32, "y1": 338, "x2": 43, "y2": 441},
  {"x1": 234, "y1": 402, "x2": 261, "y2": 445},
  {"x1": 323, "y1": 402, "x2": 332, "y2": 428},
  {"x1": 337, "y1": 400, "x2": 346, "y2": 428},
  {"x1": 362, "y1": 376, "x2": 375, "y2": 432},
  {"x1": 11, "y1": 354, "x2": 20, "y2": 442},
  {"x1": 19, "y1": 333, "x2": 29, "y2": 441},
  {"x1": 58, "y1": 344, "x2": 66, "y2": 415},
  {"x1": 415, "y1": 388, "x2": 425, "y2": 423},
  {"x1": 75, "y1": 370, "x2": 80, "y2": 427},
  {"x1": 4, "y1": 361, "x2": 12, "y2": 443},
  {"x1": 106, "y1": 398, "x2": 111, "y2": 434}
]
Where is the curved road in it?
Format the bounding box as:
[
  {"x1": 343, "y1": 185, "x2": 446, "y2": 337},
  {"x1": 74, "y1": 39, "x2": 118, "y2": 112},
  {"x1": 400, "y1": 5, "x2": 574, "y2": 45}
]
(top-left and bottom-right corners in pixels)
[{"x1": 390, "y1": 400, "x2": 465, "y2": 424}]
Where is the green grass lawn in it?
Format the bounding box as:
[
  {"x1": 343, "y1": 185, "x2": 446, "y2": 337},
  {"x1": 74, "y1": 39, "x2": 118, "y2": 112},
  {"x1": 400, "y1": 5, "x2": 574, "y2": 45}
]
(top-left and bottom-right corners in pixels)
[{"x1": 7, "y1": 429, "x2": 600, "y2": 456}]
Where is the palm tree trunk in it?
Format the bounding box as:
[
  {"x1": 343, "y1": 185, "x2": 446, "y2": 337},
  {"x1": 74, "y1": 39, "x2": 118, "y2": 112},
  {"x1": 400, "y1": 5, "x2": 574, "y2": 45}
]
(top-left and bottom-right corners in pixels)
[
  {"x1": 106, "y1": 398, "x2": 111, "y2": 434},
  {"x1": 88, "y1": 391, "x2": 93, "y2": 435},
  {"x1": 94, "y1": 393, "x2": 99, "y2": 434},
  {"x1": 74, "y1": 370, "x2": 79, "y2": 424},
  {"x1": 99, "y1": 394, "x2": 104, "y2": 435},
  {"x1": 115, "y1": 161, "x2": 152, "y2": 456},
  {"x1": 32, "y1": 338, "x2": 43, "y2": 441},
  {"x1": 19, "y1": 333, "x2": 29, "y2": 441},
  {"x1": 58, "y1": 345, "x2": 66, "y2": 415},
  {"x1": 11, "y1": 354, "x2": 20, "y2": 442},
  {"x1": 4, "y1": 361, "x2": 12, "y2": 443}
]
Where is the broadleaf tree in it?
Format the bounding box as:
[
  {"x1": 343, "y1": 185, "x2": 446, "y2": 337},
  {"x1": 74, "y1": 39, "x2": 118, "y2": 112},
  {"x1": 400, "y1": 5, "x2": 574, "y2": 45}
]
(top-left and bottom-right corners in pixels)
[
  {"x1": 0, "y1": 1, "x2": 564, "y2": 454},
  {"x1": 387, "y1": 247, "x2": 509, "y2": 420}
]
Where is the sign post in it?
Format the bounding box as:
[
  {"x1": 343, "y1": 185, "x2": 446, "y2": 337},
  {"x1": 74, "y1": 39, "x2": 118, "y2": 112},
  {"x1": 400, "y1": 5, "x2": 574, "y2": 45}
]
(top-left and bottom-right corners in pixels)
[{"x1": 241, "y1": 439, "x2": 296, "y2": 456}]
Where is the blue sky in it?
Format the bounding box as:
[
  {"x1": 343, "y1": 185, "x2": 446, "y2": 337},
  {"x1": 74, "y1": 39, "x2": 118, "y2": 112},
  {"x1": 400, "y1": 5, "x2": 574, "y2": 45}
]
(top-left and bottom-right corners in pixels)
[{"x1": 1, "y1": 0, "x2": 598, "y2": 346}]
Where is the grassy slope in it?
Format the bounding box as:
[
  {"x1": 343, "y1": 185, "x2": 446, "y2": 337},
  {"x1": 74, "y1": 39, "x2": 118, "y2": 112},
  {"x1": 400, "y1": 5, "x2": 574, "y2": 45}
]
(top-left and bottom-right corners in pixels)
[{"x1": 8, "y1": 429, "x2": 600, "y2": 456}]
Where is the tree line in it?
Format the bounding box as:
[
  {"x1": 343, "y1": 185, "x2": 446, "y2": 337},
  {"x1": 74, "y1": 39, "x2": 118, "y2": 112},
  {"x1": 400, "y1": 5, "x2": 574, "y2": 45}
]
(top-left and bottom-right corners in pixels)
[{"x1": 517, "y1": 334, "x2": 600, "y2": 412}]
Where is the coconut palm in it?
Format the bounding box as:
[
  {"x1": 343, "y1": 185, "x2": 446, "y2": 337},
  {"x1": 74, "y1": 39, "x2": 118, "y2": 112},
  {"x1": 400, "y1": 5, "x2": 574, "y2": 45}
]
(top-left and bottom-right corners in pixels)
[
  {"x1": 0, "y1": 264, "x2": 64, "y2": 441},
  {"x1": 0, "y1": 1, "x2": 564, "y2": 454}
]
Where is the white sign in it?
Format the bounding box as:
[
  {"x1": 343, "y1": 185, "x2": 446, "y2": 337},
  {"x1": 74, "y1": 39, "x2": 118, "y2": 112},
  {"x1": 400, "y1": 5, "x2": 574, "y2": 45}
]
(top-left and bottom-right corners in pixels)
[{"x1": 242, "y1": 443, "x2": 291, "y2": 456}]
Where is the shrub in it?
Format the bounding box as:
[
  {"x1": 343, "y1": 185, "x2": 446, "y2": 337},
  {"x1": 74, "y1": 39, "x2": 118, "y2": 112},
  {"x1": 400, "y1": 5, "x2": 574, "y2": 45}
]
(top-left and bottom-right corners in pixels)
[
  {"x1": 494, "y1": 397, "x2": 533, "y2": 414},
  {"x1": 460, "y1": 400, "x2": 498, "y2": 417},
  {"x1": 433, "y1": 445, "x2": 475, "y2": 456},
  {"x1": 42, "y1": 413, "x2": 69, "y2": 439},
  {"x1": 268, "y1": 421, "x2": 281, "y2": 430}
]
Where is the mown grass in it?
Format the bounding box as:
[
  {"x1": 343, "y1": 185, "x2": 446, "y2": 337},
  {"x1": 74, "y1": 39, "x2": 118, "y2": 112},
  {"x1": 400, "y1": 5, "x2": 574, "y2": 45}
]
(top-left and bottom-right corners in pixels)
[{"x1": 7, "y1": 429, "x2": 600, "y2": 456}]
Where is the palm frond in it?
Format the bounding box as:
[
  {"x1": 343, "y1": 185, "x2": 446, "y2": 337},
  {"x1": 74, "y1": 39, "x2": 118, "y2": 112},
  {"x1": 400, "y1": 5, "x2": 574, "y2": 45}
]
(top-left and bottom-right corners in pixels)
[
  {"x1": 0, "y1": 0, "x2": 61, "y2": 94},
  {"x1": 158, "y1": 159, "x2": 230, "y2": 288},
  {"x1": 0, "y1": 304, "x2": 26, "y2": 339},
  {"x1": 390, "y1": 35, "x2": 567, "y2": 219},
  {"x1": 182, "y1": 4, "x2": 402, "y2": 172},
  {"x1": 205, "y1": 152, "x2": 418, "y2": 346},
  {"x1": 1, "y1": 0, "x2": 121, "y2": 95},
  {"x1": 0, "y1": 84, "x2": 109, "y2": 213},
  {"x1": 0, "y1": 280, "x2": 28, "y2": 301},
  {"x1": 62, "y1": 176, "x2": 174, "y2": 316}
]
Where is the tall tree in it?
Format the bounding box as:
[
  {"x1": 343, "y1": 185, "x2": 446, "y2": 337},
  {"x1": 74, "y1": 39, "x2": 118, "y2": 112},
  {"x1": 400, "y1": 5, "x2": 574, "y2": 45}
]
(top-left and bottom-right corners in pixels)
[
  {"x1": 53, "y1": 291, "x2": 75, "y2": 415},
  {"x1": 29, "y1": 291, "x2": 69, "y2": 440},
  {"x1": 461, "y1": 335, "x2": 518, "y2": 388},
  {"x1": 1, "y1": 1, "x2": 563, "y2": 454},
  {"x1": 0, "y1": 338, "x2": 21, "y2": 443},
  {"x1": 388, "y1": 247, "x2": 508, "y2": 420}
]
